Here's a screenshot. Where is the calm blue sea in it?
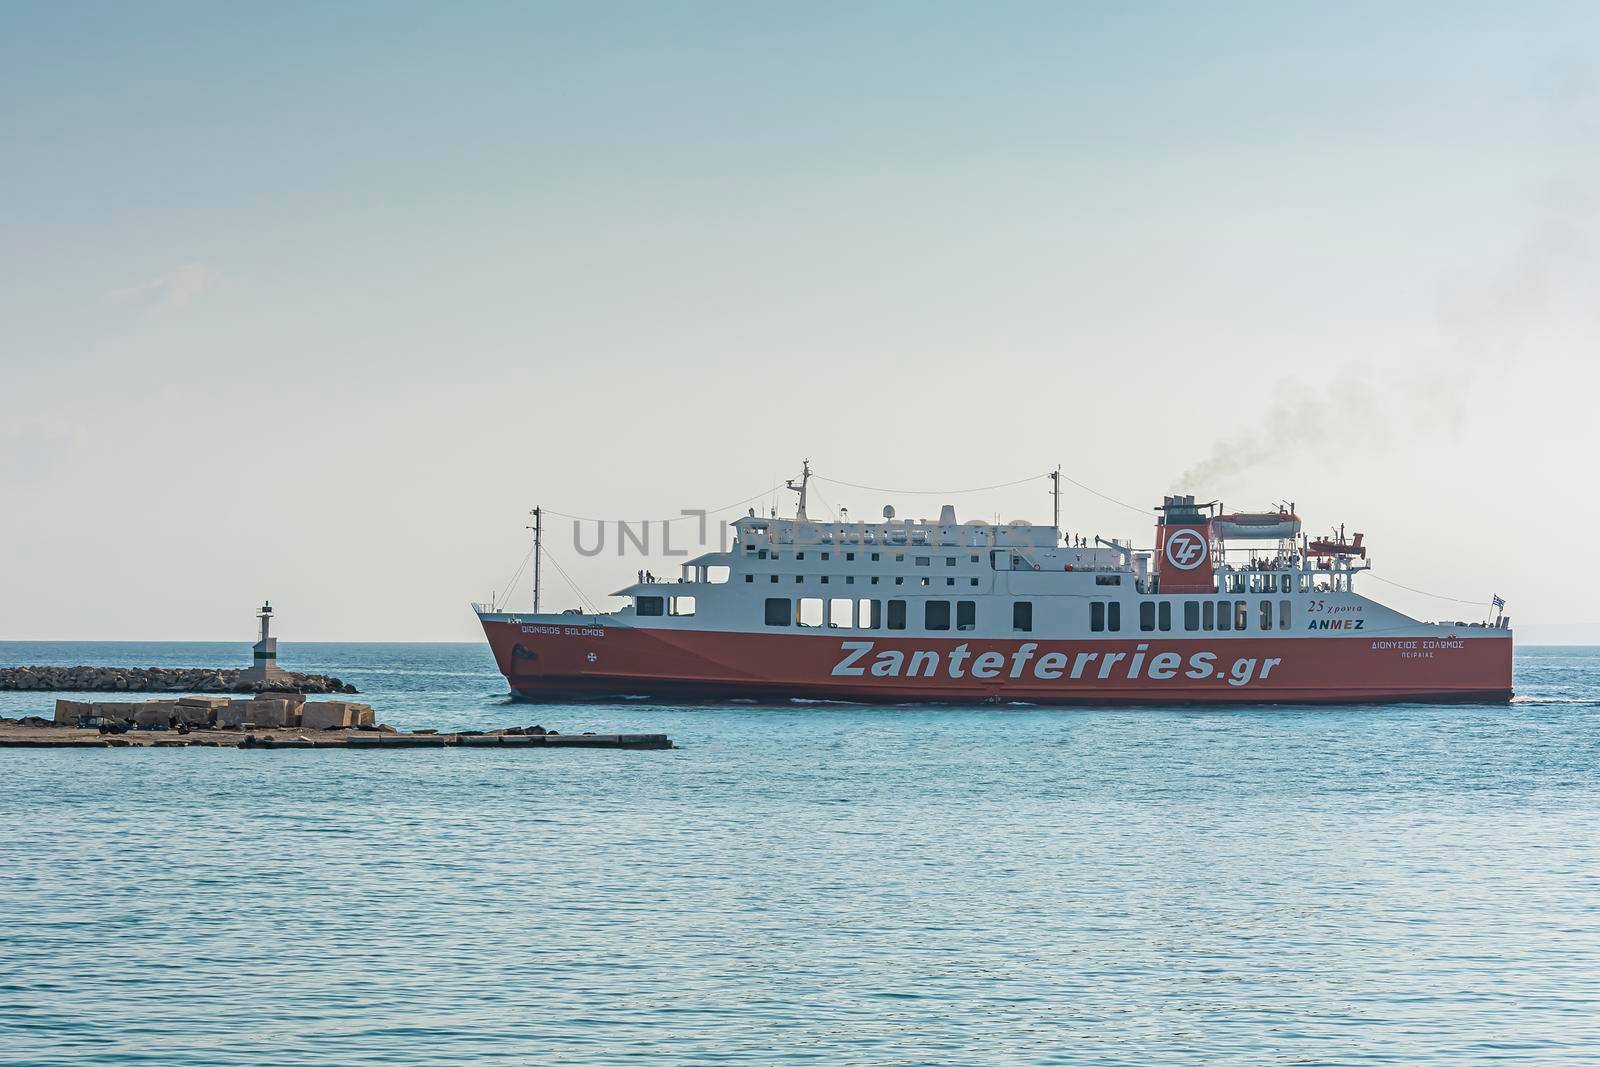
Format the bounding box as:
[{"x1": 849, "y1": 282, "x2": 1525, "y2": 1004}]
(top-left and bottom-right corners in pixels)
[{"x1": 3, "y1": 641, "x2": 1600, "y2": 1066}]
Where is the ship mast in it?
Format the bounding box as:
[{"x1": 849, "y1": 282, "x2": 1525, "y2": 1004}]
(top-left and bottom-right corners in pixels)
[
  {"x1": 786, "y1": 459, "x2": 812, "y2": 521},
  {"x1": 1050, "y1": 466, "x2": 1061, "y2": 542},
  {"x1": 527, "y1": 505, "x2": 543, "y2": 614}
]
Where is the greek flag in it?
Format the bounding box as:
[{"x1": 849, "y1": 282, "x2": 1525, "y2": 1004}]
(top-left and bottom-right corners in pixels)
[{"x1": 1492, "y1": 594, "x2": 1506, "y2": 610}]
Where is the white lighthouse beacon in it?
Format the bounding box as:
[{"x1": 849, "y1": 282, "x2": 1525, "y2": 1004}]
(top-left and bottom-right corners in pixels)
[{"x1": 241, "y1": 601, "x2": 288, "y2": 687}]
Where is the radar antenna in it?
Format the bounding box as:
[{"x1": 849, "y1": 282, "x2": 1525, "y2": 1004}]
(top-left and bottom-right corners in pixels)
[{"x1": 786, "y1": 459, "x2": 812, "y2": 521}]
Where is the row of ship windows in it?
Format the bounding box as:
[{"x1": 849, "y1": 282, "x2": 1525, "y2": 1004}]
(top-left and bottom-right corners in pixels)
[
  {"x1": 747, "y1": 597, "x2": 1297, "y2": 632},
  {"x1": 745, "y1": 545, "x2": 983, "y2": 567},
  {"x1": 744, "y1": 573, "x2": 983, "y2": 587},
  {"x1": 1221, "y1": 572, "x2": 1308, "y2": 594},
  {"x1": 1094, "y1": 599, "x2": 1293, "y2": 632},
  {"x1": 763, "y1": 597, "x2": 998, "y2": 631}
]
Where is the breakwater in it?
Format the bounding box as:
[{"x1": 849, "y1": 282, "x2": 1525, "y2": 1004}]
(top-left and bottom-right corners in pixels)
[
  {"x1": 0, "y1": 726, "x2": 671, "y2": 749},
  {"x1": 0, "y1": 693, "x2": 672, "y2": 749},
  {"x1": 0, "y1": 714, "x2": 671, "y2": 750},
  {"x1": 0, "y1": 666, "x2": 357, "y2": 693}
]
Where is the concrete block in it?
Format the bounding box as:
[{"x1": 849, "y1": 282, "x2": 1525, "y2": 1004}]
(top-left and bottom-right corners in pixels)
[
  {"x1": 133, "y1": 702, "x2": 179, "y2": 727},
  {"x1": 217, "y1": 702, "x2": 251, "y2": 728},
  {"x1": 255, "y1": 692, "x2": 303, "y2": 726},
  {"x1": 302, "y1": 702, "x2": 353, "y2": 730},
  {"x1": 217, "y1": 699, "x2": 289, "y2": 728},
  {"x1": 175, "y1": 695, "x2": 229, "y2": 711},
  {"x1": 54, "y1": 699, "x2": 92, "y2": 725},
  {"x1": 90, "y1": 702, "x2": 138, "y2": 724},
  {"x1": 174, "y1": 703, "x2": 215, "y2": 726},
  {"x1": 301, "y1": 701, "x2": 377, "y2": 730},
  {"x1": 246, "y1": 699, "x2": 290, "y2": 728}
]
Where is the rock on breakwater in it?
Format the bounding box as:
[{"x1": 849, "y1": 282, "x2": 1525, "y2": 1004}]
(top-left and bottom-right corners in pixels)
[{"x1": 0, "y1": 666, "x2": 358, "y2": 694}]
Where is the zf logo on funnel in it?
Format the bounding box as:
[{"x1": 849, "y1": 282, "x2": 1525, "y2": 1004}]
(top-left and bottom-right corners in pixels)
[{"x1": 1164, "y1": 529, "x2": 1209, "y2": 570}]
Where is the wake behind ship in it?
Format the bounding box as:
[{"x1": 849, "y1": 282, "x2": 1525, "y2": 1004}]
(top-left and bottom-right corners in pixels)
[{"x1": 475, "y1": 467, "x2": 1512, "y2": 705}]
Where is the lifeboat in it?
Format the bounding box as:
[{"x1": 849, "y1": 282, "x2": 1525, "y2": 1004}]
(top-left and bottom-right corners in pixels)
[
  {"x1": 1211, "y1": 511, "x2": 1302, "y2": 541},
  {"x1": 1308, "y1": 531, "x2": 1366, "y2": 559}
]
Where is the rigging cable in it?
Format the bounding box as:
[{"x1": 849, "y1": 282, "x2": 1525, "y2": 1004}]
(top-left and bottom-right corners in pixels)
[
  {"x1": 541, "y1": 548, "x2": 602, "y2": 613},
  {"x1": 813, "y1": 472, "x2": 1046, "y2": 495},
  {"x1": 1364, "y1": 572, "x2": 1492, "y2": 607},
  {"x1": 1054, "y1": 471, "x2": 1151, "y2": 517},
  {"x1": 808, "y1": 481, "x2": 839, "y2": 522},
  {"x1": 494, "y1": 542, "x2": 536, "y2": 610},
  {"x1": 816, "y1": 468, "x2": 1152, "y2": 518},
  {"x1": 540, "y1": 483, "x2": 788, "y2": 526}
]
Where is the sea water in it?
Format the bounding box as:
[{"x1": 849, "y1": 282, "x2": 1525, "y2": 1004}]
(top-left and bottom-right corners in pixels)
[{"x1": 3, "y1": 642, "x2": 1599, "y2": 1065}]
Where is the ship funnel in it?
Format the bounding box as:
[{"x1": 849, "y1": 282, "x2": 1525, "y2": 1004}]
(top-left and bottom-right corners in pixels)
[
  {"x1": 939, "y1": 504, "x2": 956, "y2": 525},
  {"x1": 1153, "y1": 494, "x2": 1216, "y2": 593}
]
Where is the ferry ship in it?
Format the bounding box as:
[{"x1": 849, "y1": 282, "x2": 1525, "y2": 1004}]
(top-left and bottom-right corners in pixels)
[{"x1": 475, "y1": 465, "x2": 1513, "y2": 705}]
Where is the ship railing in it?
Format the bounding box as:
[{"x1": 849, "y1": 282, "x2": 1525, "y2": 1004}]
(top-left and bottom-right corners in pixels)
[
  {"x1": 1004, "y1": 559, "x2": 1124, "y2": 573},
  {"x1": 471, "y1": 601, "x2": 545, "y2": 615}
]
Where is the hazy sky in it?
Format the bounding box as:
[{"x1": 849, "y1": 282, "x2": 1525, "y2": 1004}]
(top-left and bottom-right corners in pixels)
[{"x1": 3, "y1": 2, "x2": 1599, "y2": 642}]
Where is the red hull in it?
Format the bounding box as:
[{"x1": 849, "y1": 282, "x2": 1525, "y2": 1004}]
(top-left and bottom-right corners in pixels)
[{"x1": 480, "y1": 619, "x2": 1513, "y2": 705}]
